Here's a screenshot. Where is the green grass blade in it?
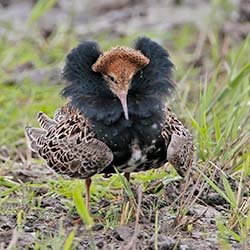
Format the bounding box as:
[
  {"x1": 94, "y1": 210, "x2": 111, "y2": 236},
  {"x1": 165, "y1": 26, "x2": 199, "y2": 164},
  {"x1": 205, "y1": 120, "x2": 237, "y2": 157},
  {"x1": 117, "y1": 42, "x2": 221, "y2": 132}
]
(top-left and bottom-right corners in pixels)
[
  {"x1": 216, "y1": 218, "x2": 232, "y2": 250},
  {"x1": 201, "y1": 172, "x2": 231, "y2": 205},
  {"x1": 17, "y1": 210, "x2": 25, "y2": 230},
  {"x1": 63, "y1": 230, "x2": 75, "y2": 250},
  {"x1": 114, "y1": 168, "x2": 135, "y2": 200},
  {"x1": 229, "y1": 63, "x2": 250, "y2": 88},
  {"x1": 246, "y1": 210, "x2": 250, "y2": 229},
  {"x1": 213, "y1": 110, "x2": 221, "y2": 143},
  {"x1": 71, "y1": 182, "x2": 94, "y2": 229},
  {"x1": 28, "y1": 0, "x2": 57, "y2": 24},
  {"x1": 221, "y1": 175, "x2": 237, "y2": 209}
]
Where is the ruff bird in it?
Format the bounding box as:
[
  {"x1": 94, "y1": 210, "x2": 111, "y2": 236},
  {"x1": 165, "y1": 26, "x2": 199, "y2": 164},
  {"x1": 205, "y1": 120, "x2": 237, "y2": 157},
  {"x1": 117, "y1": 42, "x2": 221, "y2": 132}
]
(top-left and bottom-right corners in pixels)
[{"x1": 25, "y1": 37, "x2": 194, "y2": 209}]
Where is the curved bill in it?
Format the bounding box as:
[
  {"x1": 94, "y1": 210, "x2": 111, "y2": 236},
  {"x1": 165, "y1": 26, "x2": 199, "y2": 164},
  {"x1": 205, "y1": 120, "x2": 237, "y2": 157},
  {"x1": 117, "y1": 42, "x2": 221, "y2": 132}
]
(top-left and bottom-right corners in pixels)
[{"x1": 116, "y1": 90, "x2": 129, "y2": 120}]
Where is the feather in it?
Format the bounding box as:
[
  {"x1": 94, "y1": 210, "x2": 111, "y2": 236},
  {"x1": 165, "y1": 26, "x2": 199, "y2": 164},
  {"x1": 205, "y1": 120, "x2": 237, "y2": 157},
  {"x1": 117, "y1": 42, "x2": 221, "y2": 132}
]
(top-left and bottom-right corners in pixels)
[{"x1": 26, "y1": 36, "x2": 193, "y2": 181}]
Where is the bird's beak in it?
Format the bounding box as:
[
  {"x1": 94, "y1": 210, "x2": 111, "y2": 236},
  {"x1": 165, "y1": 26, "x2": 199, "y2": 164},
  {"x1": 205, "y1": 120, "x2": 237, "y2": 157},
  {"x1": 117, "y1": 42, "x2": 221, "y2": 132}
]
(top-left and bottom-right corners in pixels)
[{"x1": 116, "y1": 90, "x2": 129, "y2": 120}]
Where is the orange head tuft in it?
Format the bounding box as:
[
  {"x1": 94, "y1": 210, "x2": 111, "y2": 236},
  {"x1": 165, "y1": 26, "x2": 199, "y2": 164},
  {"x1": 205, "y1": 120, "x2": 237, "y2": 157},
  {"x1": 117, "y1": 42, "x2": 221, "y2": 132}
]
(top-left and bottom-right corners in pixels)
[
  {"x1": 92, "y1": 46, "x2": 149, "y2": 73},
  {"x1": 92, "y1": 47, "x2": 150, "y2": 120}
]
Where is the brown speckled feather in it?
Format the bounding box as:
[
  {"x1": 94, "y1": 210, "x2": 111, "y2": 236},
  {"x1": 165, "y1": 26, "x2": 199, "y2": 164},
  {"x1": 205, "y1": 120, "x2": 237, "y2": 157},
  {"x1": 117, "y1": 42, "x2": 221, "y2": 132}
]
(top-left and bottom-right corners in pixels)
[
  {"x1": 25, "y1": 38, "x2": 194, "y2": 181},
  {"x1": 25, "y1": 104, "x2": 113, "y2": 179},
  {"x1": 162, "y1": 107, "x2": 194, "y2": 177}
]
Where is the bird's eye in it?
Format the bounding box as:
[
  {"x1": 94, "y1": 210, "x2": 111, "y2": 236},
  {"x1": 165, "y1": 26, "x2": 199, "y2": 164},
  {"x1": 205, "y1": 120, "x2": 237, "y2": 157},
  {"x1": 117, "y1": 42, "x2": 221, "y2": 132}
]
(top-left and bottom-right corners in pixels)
[{"x1": 108, "y1": 75, "x2": 116, "y2": 82}]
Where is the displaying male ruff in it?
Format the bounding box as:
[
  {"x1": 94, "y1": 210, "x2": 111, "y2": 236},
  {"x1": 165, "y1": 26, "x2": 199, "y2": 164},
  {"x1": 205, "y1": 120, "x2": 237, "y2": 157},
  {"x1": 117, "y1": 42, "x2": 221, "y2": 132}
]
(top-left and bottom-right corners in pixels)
[{"x1": 25, "y1": 37, "x2": 194, "y2": 210}]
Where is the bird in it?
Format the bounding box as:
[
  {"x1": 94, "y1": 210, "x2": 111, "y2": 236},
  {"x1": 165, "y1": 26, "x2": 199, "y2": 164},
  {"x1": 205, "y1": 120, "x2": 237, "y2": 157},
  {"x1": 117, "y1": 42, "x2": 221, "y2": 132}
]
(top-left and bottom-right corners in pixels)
[{"x1": 25, "y1": 37, "x2": 194, "y2": 210}]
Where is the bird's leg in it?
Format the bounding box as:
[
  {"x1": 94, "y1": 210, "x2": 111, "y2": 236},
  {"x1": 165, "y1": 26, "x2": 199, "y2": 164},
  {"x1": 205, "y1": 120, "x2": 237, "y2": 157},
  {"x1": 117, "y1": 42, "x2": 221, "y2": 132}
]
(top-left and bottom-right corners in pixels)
[
  {"x1": 120, "y1": 173, "x2": 131, "y2": 225},
  {"x1": 85, "y1": 178, "x2": 92, "y2": 212},
  {"x1": 120, "y1": 172, "x2": 138, "y2": 224},
  {"x1": 124, "y1": 172, "x2": 130, "y2": 183},
  {"x1": 72, "y1": 178, "x2": 92, "y2": 226}
]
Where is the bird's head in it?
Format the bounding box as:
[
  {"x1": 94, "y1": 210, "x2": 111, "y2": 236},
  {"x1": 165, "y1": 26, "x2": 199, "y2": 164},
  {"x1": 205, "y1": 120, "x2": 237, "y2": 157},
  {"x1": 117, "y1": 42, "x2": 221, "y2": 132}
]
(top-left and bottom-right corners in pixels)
[{"x1": 92, "y1": 47, "x2": 150, "y2": 120}]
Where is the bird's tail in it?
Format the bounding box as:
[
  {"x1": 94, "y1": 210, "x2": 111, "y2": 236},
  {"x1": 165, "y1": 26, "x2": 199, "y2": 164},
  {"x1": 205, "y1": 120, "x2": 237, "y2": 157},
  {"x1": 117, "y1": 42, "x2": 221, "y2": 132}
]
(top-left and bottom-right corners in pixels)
[
  {"x1": 25, "y1": 111, "x2": 56, "y2": 153},
  {"x1": 37, "y1": 111, "x2": 57, "y2": 130},
  {"x1": 25, "y1": 126, "x2": 46, "y2": 153}
]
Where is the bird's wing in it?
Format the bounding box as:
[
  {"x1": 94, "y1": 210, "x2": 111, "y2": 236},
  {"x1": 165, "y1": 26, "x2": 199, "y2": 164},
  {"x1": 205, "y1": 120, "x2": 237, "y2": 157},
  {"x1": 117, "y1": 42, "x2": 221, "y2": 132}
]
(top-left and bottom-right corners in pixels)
[
  {"x1": 161, "y1": 107, "x2": 194, "y2": 177},
  {"x1": 25, "y1": 104, "x2": 113, "y2": 178}
]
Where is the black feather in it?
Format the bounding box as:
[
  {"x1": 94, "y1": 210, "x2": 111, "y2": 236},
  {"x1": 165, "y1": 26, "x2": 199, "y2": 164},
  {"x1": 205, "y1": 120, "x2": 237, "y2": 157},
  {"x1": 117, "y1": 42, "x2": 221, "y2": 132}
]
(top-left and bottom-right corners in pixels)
[
  {"x1": 61, "y1": 37, "x2": 174, "y2": 123},
  {"x1": 62, "y1": 41, "x2": 125, "y2": 122},
  {"x1": 132, "y1": 36, "x2": 175, "y2": 97},
  {"x1": 62, "y1": 41, "x2": 106, "y2": 96},
  {"x1": 61, "y1": 38, "x2": 175, "y2": 169}
]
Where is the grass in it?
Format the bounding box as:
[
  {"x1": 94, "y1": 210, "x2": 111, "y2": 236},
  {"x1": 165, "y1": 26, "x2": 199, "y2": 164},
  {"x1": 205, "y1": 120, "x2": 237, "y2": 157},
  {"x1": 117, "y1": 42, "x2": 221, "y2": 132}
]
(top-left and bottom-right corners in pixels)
[
  {"x1": 0, "y1": 0, "x2": 250, "y2": 249},
  {"x1": 176, "y1": 33, "x2": 250, "y2": 248}
]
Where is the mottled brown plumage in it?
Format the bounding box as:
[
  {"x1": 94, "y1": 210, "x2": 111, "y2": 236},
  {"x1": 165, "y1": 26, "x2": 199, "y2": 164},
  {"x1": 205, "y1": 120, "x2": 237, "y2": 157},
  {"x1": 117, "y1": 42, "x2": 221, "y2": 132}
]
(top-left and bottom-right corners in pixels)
[
  {"x1": 25, "y1": 37, "x2": 194, "y2": 209},
  {"x1": 26, "y1": 104, "x2": 113, "y2": 179},
  {"x1": 26, "y1": 104, "x2": 193, "y2": 177}
]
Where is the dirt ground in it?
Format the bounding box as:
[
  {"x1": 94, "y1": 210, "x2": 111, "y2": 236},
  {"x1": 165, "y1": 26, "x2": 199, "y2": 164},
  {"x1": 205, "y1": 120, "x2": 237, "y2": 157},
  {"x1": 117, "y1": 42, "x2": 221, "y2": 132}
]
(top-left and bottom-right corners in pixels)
[
  {"x1": 0, "y1": 0, "x2": 248, "y2": 39},
  {"x1": 0, "y1": 0, "x2": 250, "y2": 249},
  {"x1": 0, "y1": 162, "x2": 241, "y2": 249}
]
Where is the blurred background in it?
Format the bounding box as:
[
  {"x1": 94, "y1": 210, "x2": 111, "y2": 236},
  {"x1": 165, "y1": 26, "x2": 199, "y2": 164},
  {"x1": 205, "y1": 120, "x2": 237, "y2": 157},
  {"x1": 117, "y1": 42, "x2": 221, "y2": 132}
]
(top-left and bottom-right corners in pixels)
[
  {"x1": 0, "y1": 1, "x2": 250, "y2": 249},
  {"x1": 0, "y1": 0, "x2": 249, "y2": 151}
]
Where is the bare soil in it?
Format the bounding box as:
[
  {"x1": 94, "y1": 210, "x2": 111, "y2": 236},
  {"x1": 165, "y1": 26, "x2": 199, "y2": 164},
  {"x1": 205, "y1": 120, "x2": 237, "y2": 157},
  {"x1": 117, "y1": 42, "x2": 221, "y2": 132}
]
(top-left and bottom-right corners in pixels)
[
  {"x1": 0, "y1": 161, "x2": 241, "y2": 250},
  {"x1": 0, "y1": 0, "x2": 249, "y2": 249}
]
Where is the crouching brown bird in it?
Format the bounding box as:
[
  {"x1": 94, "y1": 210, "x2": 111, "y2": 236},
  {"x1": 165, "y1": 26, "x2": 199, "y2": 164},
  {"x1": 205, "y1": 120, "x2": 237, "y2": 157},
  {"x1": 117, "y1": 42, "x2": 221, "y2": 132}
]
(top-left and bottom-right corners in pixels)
[{"x1": 25, "y1": 37, "x2": 194, "y2": 210}]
